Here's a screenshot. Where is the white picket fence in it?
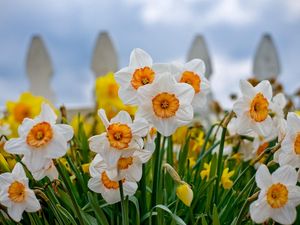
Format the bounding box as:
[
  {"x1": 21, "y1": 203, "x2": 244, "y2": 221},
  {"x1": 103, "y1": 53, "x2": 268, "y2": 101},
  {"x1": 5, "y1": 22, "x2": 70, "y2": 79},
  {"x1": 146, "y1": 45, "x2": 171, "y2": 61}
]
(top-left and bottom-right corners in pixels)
[{"x1": 4, "y1": 32, "x2": 282, "y2": 118}]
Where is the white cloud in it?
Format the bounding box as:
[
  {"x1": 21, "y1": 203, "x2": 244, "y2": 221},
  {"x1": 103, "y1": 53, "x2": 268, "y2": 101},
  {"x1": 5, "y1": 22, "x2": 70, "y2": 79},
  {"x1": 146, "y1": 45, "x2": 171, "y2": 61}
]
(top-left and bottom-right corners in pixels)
[
  {"x1": 210, "y1": 53, "x2": 251, "y2": 109},
  {"x1": 124, "y1": 0, "x2": 261, "y2": 27},
  {"x1": 284, "y1": 0, "x2": 300, "y2": 20}
]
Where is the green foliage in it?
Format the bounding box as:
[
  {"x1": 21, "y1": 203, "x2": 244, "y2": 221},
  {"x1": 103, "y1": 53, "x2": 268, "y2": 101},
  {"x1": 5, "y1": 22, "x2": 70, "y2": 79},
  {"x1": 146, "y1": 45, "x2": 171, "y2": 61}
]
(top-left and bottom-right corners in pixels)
[{"x1": 2, "y1": 114, "x2": 298, "y2": 225}]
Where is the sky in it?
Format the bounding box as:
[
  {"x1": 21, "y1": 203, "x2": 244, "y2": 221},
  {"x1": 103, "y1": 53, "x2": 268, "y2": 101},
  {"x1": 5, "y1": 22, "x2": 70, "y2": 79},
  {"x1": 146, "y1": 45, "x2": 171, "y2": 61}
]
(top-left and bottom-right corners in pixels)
[{"x1": 0, "y1": 0, "x2": 299, "y2": 109}]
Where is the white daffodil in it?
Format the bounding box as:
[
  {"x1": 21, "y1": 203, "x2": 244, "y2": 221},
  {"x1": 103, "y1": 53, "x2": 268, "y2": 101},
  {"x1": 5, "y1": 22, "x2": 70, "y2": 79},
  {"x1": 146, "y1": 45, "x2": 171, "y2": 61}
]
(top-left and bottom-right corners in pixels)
[
  {"x1": 173, "y1": 59, "x2": 210, "y2": 110},
  {"x1": 23, "y1": 158, "x2": 58, "y2": 181},
  {"x1": 0, "y1": 163, "x2": 40, "y2": 222},
  {"x1": 136, "y1": 72, "x2": 194, "y2": 137},
  {"x1": 115, "y1": 48, "x2": 161, "y2": 106},
  {"x1": 4, "y1": 103, "x2": 74, "y2": 171},
  {"x1": 88, "y1": 154, "x2": 138, "y2": 204},
  {"x1": 250, "y1": 165, "x2": 300, "y2": 224},
  {"x1": 89, "y1": 109, "x2": 149, "y2": 167},
  {"x1": 241, "y1": 131, "x2": 276, "y2": 162},
  {"x1": 233, "y1": 80, "x2": 275, "y2": 137},
  {"x1": 270, "y1": 93, "x2": 287, "y2": 141},
  {"x1": 278, "y1": 112, "x2": 300, "y2": 168}
]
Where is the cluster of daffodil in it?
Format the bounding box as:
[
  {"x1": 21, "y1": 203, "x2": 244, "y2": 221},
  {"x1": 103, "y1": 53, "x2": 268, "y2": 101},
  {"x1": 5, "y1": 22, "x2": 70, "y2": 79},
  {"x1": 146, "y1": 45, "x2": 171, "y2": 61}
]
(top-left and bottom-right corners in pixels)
[
  {"x1": 227, "y1": 79, "x2": 300, "y2": 224},
  {"x1": 0, "y1": 48, "x2": 300, "y2": 225},
  {"x1": 86, "y1": 48, "x2": 209, "y2": 205}
]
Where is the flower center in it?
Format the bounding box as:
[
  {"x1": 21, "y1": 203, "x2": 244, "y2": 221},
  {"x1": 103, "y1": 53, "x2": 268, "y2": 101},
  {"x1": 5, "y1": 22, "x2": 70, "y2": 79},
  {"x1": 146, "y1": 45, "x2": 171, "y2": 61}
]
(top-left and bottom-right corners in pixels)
[
  {"x1": 8, "y1": 181, "x2": 26, "y2": 203},
  {"x1": 249, "y1": 93, "x2": 269, "y2": 122},
  {"x1": 256, "y1": 142, "x2": 269, "y2": 156},
  {"x1": 266, "y1": 183, "x2": 288, "y2": 208},
  {"x1": 152, "y1": 92, "x2": 179, "y2": 118},
  {"x1": 294, "y1": 133, "x2": 300, "y2": 155},
  {"x1": 107, "y1": 123, "x2": 132, "y2": 150},
  {"x1": 118, "y1": 157, "x2": 133, "y2": 170},
  {"x1": 131, "y1": 66, "x2": 155, "y2": 90},
  {"x1": 107, "y1": 83, "x2": 119, "y2": 98},
  {"x1": 101, "y1": 171, "x2": 124, "y2": 189},
  {"x1": 13, "y1": 103, "x2": 31, "y2": 123},
  {"x1": 26, "y1": 122, "x2": 53, "y2": 148},
  {"x1": 180, "y1": 71, "x2": 201, "y2": 93}
]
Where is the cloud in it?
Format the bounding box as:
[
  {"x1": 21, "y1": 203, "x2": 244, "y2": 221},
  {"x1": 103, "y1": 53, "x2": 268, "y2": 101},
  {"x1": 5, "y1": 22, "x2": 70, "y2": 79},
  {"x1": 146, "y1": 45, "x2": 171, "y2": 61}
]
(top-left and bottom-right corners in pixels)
[
  {"x1": 210, "y1": 53, "x2": 251, "y2": 108},
  {"x1": 124, "y1": 0, "x2": 264, "y2": 27}
]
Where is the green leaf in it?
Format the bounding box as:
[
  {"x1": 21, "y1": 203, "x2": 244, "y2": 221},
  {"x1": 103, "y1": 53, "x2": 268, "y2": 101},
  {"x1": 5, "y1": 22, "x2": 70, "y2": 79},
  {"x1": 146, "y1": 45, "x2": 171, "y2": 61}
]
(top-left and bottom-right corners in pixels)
[
  {"x1": 129, "y1": 196, "x2": 140, "y2": 225},
  {"x1": 212, "y1": 205, "x2": 220, "y2": 225},
  {"x1": 87, "y1": 192, "x2": 109, "y2": 225},
  {"x1": 56, "y1": 204, "x2": 77, "y2": 225}
]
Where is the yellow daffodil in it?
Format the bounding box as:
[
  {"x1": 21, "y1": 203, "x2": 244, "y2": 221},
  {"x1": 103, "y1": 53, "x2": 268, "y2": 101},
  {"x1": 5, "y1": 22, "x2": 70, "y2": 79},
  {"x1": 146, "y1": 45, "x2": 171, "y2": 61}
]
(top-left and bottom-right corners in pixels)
[
  {"x1": 200, "y1": 162, "x2": 211, "y2": 180},
  {"x1": 81, "y1": 163, "x2": 90, "y2": 173},
  {"x1": 191, "y1": 130, "x2": 205, "y2": 154},
  {"x1": 95, "y1": 73, "x2": 136, "y2": 119},
  {"x1": 6, "y1": 92, "x2": 52, "y2": 136},
  {"x1": 163, "y1": 163, "x2": 193, "y2": 207},
  {"x1": 188, "y1": 157, "x2": 196, "y2": 168},
  {"x1": 176, "y1": 182, "x2": 193, "y2": 207},
  {"x1": 70, "y1": 114, "x2": 93, "y2": 136},
  {"x1": 221, "y1": 168, "x2": 234, "y2": 189},
  {"x1": 172, "y1": 126, "x2": 188, "y2": 144}
]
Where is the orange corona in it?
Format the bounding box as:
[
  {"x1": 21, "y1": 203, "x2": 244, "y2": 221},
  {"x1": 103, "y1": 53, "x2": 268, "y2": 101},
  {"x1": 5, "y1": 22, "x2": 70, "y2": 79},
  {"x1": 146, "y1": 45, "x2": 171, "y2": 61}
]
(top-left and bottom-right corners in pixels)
[
  {"x1": 131, "y1": 66, "x2": 155, "y2": 90},
  {"x1": 8, "y1": 181, "x2": 26, "y2": 203},
  {"x1": 26, "y1": 122, "x2": 53, "y2": 148},
  {"x1": 180, "y1": 71, "x2": 201, "y2": 93},
  {"x1": 249, "y1": 93, "x2": 269, "y2": 122},
  {"x1": 152, "y1": 92, "x2": 179, "y2": 118},
  {"x1": 101, "y1": 171, "x2": 124, "y2": 189},
  {"x1": 266, "y1": 183, "x2": 288, "y2": 208},
  {"x1": 13, "y1": 103, "x2": 31, "y2": 123},
  {"x1": 294, "y1": 133, "x2": 300, "y2": 155},
  {"x1": 118, "y1": 157, "x2": 133, "y2": 170},
  {"x1": 107, "y1": 123, "x2": 132, "y2": 150},
  {"x1": 256, "y1": 142, "x2": 269, "y2": 156}
]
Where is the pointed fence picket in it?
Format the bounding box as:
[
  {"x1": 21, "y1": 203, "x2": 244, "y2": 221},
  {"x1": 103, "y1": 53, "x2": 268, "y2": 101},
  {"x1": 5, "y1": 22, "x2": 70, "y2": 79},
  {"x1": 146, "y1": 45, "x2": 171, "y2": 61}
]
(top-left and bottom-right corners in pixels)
[{"x1": 1, "y1": 32, "x2": 281, "y2": 118}]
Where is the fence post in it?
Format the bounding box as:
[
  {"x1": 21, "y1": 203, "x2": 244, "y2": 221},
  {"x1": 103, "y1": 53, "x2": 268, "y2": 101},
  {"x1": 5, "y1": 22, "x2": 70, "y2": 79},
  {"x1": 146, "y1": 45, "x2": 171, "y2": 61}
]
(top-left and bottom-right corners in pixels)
[
  {"x1": 187, "y1": 34, "x2": 212, "y2": 79},
  {"x1": 253, "y1": 33, "x2": 281, "y2": 80},
  {"x1": 91, "y1": 32, "x2": 118, "y2": 77},
  {"x1": 26, "y1": 35, "x2": 55, "y2": 103}
]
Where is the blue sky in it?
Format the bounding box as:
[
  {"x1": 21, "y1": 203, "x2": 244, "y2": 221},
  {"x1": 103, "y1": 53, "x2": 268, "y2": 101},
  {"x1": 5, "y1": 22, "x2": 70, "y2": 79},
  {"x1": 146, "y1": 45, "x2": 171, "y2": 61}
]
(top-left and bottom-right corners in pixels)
[{"x1": 0, "y1": 0, "x2": 299, "y2": 108}]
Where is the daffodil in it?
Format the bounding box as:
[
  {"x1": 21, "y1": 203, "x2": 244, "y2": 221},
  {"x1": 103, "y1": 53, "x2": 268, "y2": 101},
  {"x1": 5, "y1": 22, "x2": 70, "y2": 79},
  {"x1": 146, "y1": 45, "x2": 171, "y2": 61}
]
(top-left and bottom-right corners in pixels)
[
  {"x1": 6, "y1": 92, "x2": 48, "y2": 136},
  {"x1": 172, "y1": 126, "x2": 188, "y2": 145},
  {"x1": 0, "y1": 163, "x2": 41, "y2": 222},
  {"x1": 233, "y1": 80, "x2": 275, "y2": 137},
  {"x1": 115, "y1": 48, "x2": 159, "y2": 106},
  {"x1": 200, "y1": 162, "x2": 211, "y2": 180},
  {"x1": 176, "y1": 182, "x2": 193, "y2": 207},
  {"x1": 4, "y1": 103, "x2": 74, "y2": 173},
  {"x1": 136, "y1": 72, "x2": 194, "y2": 136},
  {"x1": 173, "y1": 59, "x2": 210, "y2": 110},
  {"x1": 270, "y1": 93, "x2": 287, "y2": 141},
  {"x1": 70, "y1": 114, "x2": 93, "y2": 136},
  {"x1": 95, "y1": 72, "x2": 136, "y2": 118},
  {"x1": 278, "y1": 112, "x2": 300, "y2": 168},
  {"x1": 250, "y1": 165, "x2": 300, "y2": 224},
  {"x1": 88, "y1": 154, "x2": 137, "y2": 204},
  {"x1": 89, "y1": 109, "x2": 149, "y2": 169},
  {"x1": 23, "y1": 159, "x2": 58, "y2": 181},
  {"x1": 221, "y1": 168, "x2": 234, "y2": 189}
]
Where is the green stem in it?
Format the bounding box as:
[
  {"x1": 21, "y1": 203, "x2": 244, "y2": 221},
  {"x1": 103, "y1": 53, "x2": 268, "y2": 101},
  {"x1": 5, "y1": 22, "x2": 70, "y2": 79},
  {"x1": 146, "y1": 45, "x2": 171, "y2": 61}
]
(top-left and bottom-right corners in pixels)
[
  {"x1": 151, "y1": 133, "x2": 162, "y2": 208},
  {"x1": 55, "y1": 160, "x2": 85, "y2": 225},
  {"x1": 119, "y1": 181, "x2": 129, "y2": 225},
  {"x1": 214, "y1": 127, "x2": 227, "y2": 203},
  {"x1": 140, "y1": 164, "x2": 147, "y2": 217}
]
